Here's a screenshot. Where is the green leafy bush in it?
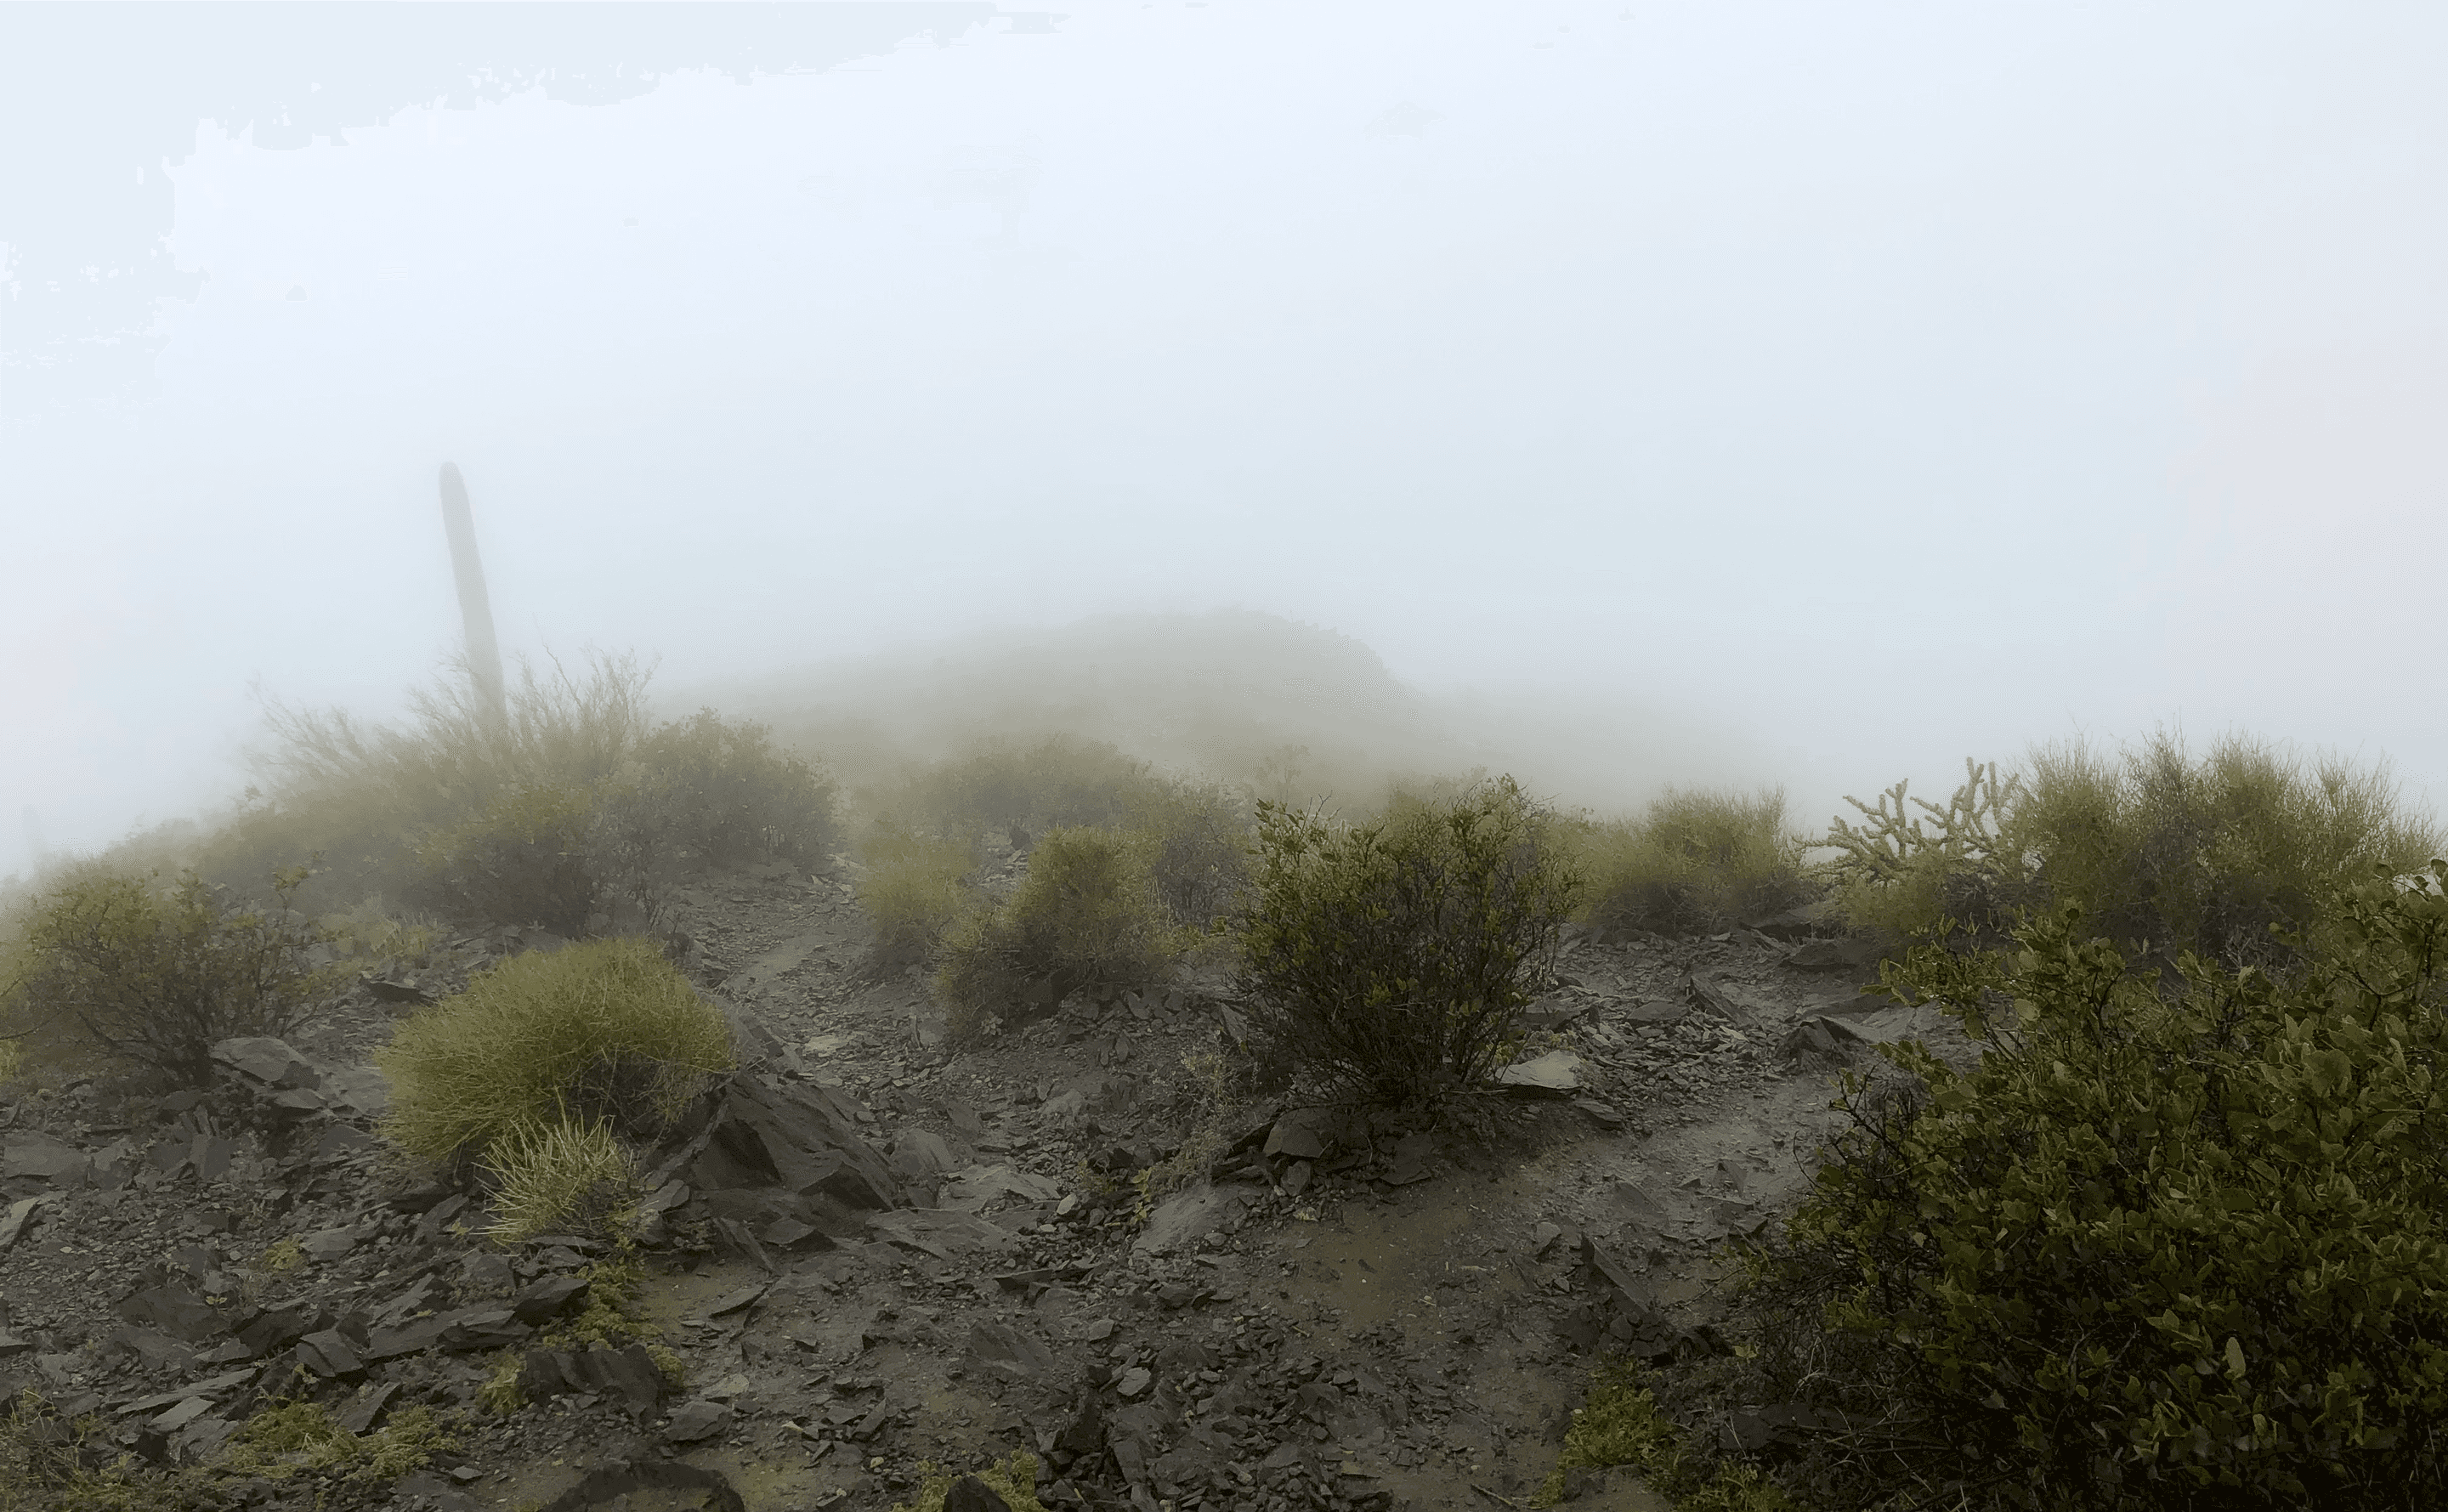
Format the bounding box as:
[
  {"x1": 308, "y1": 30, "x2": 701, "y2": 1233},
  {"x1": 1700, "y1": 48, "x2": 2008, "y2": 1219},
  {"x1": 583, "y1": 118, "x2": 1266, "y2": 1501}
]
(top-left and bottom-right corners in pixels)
[
  {"x1": 1231, "y1": 774, "x2": 1584, "y2": 1106},
  {"x1": 855, "y1": 827, "x2": 981, "y2": 977},
  {"x1": 377, "y1": 936, "x2": 734, "y2": 1172},
  {"x1": 1570, "y1": 785, "x2": 1820, "y2": 940},
  {"x1": 0, "y1": 864, "x2": 339, "y2": 1085},
  {"x1": 1726, "y1": 863, "x2": 2448, "y2": 1510},
  {"x1": 933, "y1": 826, "x2": 1182, "y2": 1040},
  {"x1": 1534, "y1": 1359, "x2": 1796, "y2": 1511}
]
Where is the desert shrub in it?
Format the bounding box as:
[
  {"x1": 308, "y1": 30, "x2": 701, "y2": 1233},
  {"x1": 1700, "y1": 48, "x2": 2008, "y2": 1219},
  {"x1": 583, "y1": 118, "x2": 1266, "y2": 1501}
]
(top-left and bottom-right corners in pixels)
[
  {"x1": 1816, "y1": 736, "x2": 2447, "y2": 992},
  {"x1": 2007, "y1": 728, "x2": 2446, "y2": 990},
  {"x1": 866, "y1": 733, "x2": 1172, "y2": 845},
  {"x1": 1120, "y1": 780, "x2": 1255, "y2": 928},
  {"x1": 315, "y1": 896, "x2": 438, "y2": 965},
  {"x1": 1726, "y1": 864, "x2": 2448, "y2": 1511},
  {"x1": 1572, "y1": 785, "x2": 1820, "y2": 940},
  {"x1": 1231, "y1": 774, "x2": 1584, "y2": 1106},
  {"x1": 210, "y1": 648, "x2": 655, "y2": 909},
  {"x1": 405, "y1": 779, "x2": 602, "y2": 936},
  {"x1": 377, "y1": 936, "x2": 734, "y2": 1171},
  {"x1": 0, "y1": 864, "x2": 340, "y2": 1085},
  {"x1": 479, "y1": 1114, "x2": 643, "y2": 1243},
  {"x1": 855, "y1": 826, "x2": 980, "y2": 976},
  {"x1": 933, "y1": 826, "x2": 1182, "y2": 1040},
  {"x1": 593, "y1": 710, "x2": 840, "y2": 881}
]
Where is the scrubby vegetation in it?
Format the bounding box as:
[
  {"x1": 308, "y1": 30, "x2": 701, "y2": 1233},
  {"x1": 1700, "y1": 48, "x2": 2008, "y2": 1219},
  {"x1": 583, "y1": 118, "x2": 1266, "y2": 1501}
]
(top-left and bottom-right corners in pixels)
[
  {"x1": 1651, "y1": 863, "x2": 2448, "y2": 1511},
  {"x1": 377, "y1": 935, "x2": 734, "y2": 1174},
  {"x1": 0, "y1": 864, "x2": 342, "y2": 1087},
  {"x1": 0, "y1": 1382, "x2": 458, "y2": 1512},
  {"x1": 478, "y1": 1113, "x2": 645, "y2": 1243},
  {"x1": 1811, "y1": 733, "x2": 2448, "y2": 983},
  {"x1": 1567, "y1": 784, "x2": 1822, "y2": 940},
  {"x1": 934, "y1": 825, "x2": 1186, "y2": 1041},
  {"x1": 1231, "y1": 774, "x2": 1584, "y2": 1107}
]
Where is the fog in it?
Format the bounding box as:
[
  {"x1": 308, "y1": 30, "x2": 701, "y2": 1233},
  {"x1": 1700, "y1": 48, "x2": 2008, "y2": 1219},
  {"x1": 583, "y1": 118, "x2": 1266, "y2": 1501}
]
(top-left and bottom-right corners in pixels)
[{"x1": 7, "y1": 2, "x2": 2448, "y2": 880}]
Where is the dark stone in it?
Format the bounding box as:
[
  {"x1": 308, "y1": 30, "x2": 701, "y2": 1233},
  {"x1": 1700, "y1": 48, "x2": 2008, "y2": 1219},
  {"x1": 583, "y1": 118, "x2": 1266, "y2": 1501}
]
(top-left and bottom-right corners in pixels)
[
  {"x1": 573, "y1": 1344, "x2": 672, "y2": 1410},
  {"x1": 1782, "y1": 935, "x2": 1895, "y2": 972},
  {"x1": 294, "y1": 1328, "x2": 363, "y2": 1377},
  {"x1": 966, "y1": 1321, "x2": 1056, "y2": 1382},
  {"x1": 234, "y1": 1306, "x2": 315, "y2": 1359},
  {"x1": 536, "y1": 1455, "x2": 745, "y2": 1512},
  {"x1": 944, "y1": 1475, "x2": 1012, "y2": 1512},
  {"x1": 661, "y1": 1398, "x2": 731, "y2": 1443},
  {"x1": 333, "y1": 1381, "x2": 399, "y2": 1435},
  {"x1": 115, "y1": 1285, "x2": 229, "y2": 1345},
  {"x1": 509, "y1": 1275, "x2": 590, "y2": 1325},
  {"x1": 517, "y1": 1349, "x2": 581, "y2": 1402},
  {"x1": 435, "y1": 1307, "x2": 529, "y2": 1352}
]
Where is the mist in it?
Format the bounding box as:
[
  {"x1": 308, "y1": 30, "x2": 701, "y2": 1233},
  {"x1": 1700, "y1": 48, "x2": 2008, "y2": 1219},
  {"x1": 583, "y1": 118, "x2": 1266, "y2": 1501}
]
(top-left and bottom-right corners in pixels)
[{"x1": 8, "y1": 1, "x2": 2448, "y2": 881}]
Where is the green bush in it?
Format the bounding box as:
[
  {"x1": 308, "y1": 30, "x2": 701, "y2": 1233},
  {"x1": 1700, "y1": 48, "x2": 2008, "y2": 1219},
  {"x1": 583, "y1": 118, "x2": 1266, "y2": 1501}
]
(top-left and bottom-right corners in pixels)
[
  {"x1": 213, "y1": 648, "x2": 656, "y2": 909},
  {"x1": 406, "y1": 779, "x2": 603, "y2": 936},
  {"x1": 1813, "y1": 735, "x2": 2447, "y2": 988},
  {"x1": 377, "y1": 937, "x2": 734, "y2": 1172},
  {"x1": 1570, "y1": 785, "x2": 1820, "y2": 940},
  {"x1": 1725, "y1": 864, "x2": 2448, "y2": 1510},
  {"x1": 0, "y1": 864, "x2": 339, "y2": 1085},
  {"x1": 2007, "y1": 728, "x2": 2445, "y2": 988},
  {"x1": 861, "y1": 733, "x2": 1174, "y2": 846},
  {"x1": 592, "y1": 710, "x2": 840, "y2": 885},
  {"x1": 855, "y1": 827, "x2": 980, "y2": 977},
  {"x1": 1230, "y1": 774, "x2": 1584, "y2": 1106},
  {"x1": 933, "y1": 826, "x2": 1182, "y2": 1040}
]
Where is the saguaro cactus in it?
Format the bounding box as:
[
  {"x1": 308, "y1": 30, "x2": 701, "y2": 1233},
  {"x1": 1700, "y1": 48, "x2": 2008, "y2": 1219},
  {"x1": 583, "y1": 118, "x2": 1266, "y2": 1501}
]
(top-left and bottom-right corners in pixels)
[{"x1": 437, "y1": 462, "x2": 507, "y2": 728}]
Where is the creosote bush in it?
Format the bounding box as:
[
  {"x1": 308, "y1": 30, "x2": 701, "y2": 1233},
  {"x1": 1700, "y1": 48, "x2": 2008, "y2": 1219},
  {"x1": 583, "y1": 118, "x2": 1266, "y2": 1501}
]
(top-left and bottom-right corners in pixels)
[
  {"x1": 377, "y1": 936, "x2": 733, "y2": 1173},
  {"x1": 1567, "y1": 784, "x2": 1820, "y2": 940},
  {"x1": 408, "y1": 779, "x2": 602, "y2": 937},
  {"x1": 0, "y1": 864, "x2": 340, "y2": 1085},
  {"x1": 1720, "y1": 862, "x2": 2448, "y2": 1510},
  {"x1": 934, "y1": 826, "x2": 1183, "y2": 1041},
  {"x1": 1232, "y1": 774, "x2": 1583, "y2": 1107}
]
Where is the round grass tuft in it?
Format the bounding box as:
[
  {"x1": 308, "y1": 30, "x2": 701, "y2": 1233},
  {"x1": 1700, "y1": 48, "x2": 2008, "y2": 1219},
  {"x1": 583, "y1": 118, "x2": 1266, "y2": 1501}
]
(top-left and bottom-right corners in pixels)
[{"x1": 376, "y1": 936, "x2": 733, "y2": 1169}]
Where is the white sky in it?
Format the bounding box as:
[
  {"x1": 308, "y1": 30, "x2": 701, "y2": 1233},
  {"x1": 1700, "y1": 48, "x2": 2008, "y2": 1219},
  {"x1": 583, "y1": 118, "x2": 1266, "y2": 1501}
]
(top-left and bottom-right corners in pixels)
[{"x1": 6, "y1": 1, "x2": 2447, "y2": 880}]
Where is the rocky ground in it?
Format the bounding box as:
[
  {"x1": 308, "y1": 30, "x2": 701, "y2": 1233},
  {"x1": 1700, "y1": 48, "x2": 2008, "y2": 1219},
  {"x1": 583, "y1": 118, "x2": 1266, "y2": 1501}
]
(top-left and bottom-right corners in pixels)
[{"x1": 0, "y1": 841, "x2": 1981, "y2": 1512}]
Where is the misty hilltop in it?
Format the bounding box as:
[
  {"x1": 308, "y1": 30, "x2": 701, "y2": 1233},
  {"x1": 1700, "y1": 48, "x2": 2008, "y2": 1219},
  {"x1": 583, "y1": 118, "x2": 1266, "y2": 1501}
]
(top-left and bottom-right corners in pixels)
[{"x1": 670, "y1": 608, "x2": 1789, "y2": 826}]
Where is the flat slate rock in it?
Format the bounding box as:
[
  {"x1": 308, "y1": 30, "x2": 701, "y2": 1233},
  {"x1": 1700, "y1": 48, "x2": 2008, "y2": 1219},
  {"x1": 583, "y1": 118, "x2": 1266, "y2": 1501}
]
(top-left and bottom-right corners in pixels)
[
  {"x1": 3, "y1": 1131, "x2": 88, "y2": 1181},
  {"x1": 1133, "y1": 1182, "x2": 1248, "y2": 1258},
  {"x1": 866, "y1": 1209, "x2": 1019, "y2": 1260}
]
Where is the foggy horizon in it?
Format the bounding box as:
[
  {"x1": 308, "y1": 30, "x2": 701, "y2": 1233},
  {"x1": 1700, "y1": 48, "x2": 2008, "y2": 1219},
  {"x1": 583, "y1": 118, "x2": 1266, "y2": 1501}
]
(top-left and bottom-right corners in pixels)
[{"x1": 8, "y1": 2, "x2": 2448, "y2": 881}]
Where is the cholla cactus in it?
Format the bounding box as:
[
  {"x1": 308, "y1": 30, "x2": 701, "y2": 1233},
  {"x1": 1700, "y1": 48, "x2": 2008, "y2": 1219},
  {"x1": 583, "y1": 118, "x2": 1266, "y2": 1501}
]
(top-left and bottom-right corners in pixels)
[{"x1": 1811, "y1": 757, "x2": 2031, "y2": 890}]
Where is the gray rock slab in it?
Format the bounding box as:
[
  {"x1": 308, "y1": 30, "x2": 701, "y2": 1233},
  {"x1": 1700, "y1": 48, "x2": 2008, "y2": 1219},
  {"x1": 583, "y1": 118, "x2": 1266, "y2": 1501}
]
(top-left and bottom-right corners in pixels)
[
  {"x1": 3, "y1": 1132, "x2": 88, "y2": 1181},
  {"x1": 866, "y1": 1209, "x2": 1019, "y2": 1260},
  {"x1": 1132, "y1": 1182, "x2": 1248, "y2": 1258},
  {"x1": 1494, "y1": 1049, "x2": 1586, "y2": 1096}
]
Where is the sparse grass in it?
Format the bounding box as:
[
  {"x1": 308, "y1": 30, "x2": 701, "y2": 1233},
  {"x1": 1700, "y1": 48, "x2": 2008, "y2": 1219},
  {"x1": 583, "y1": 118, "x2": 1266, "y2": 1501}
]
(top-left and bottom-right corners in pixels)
[
  {"x1": 1534, "y1": 1359, "x2": 1796, "y2": 1511},
  {"x1": 481, "y1": 1257, "x2": 685, "y2": 1413},
  {"x1": 376, "y1": 936, "x2": 734, "y2": 1172},
  {"x1": 253, "y1": 1235, "x2": 305, "y2": 1275},
  {"x1": 1567, "y1": 785, "x2": 1820, "y2": 940},
  {"x1": 216, "y1": 1395, "x2": 456, "y2": 1484},
  {"x1": 479, "y1": 1114, "x2": 643, "y2": 1244},
  {"x1": 889, "y1": 1453, "x2": 1050, "y2": 1512}
]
